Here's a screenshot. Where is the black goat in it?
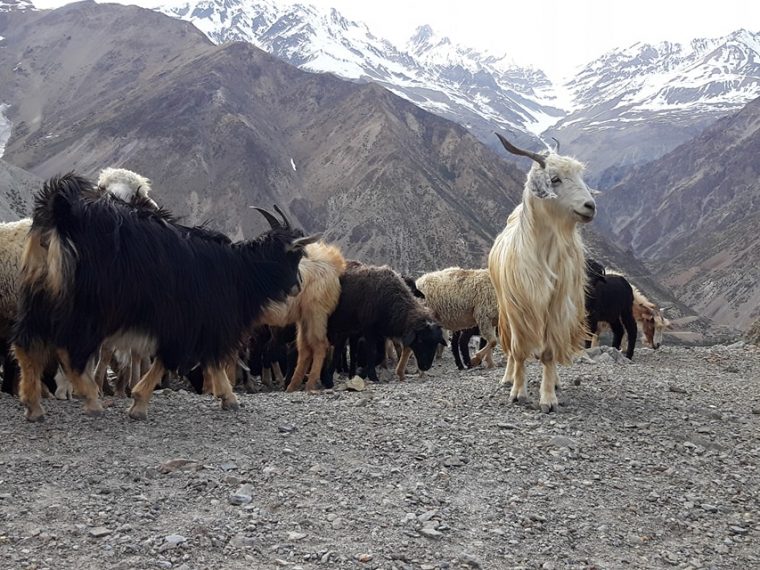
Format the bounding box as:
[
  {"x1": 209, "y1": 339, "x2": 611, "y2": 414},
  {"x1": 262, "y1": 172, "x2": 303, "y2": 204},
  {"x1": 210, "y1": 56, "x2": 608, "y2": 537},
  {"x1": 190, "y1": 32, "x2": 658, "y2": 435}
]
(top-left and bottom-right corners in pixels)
[
  {"x1": 12, "y1": 173, "x2": 315, "y2": 421},
  {"x1": 323, "y1": 264, "x2": 445, "y2": 384},
  {"x1": 584, "y1": 259, "x2": 637, "y2": 359}
]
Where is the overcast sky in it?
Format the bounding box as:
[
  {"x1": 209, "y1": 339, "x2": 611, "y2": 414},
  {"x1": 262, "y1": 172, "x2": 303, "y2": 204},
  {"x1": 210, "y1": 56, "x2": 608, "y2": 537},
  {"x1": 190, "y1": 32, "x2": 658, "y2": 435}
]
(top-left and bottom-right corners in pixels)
[{"x1": 31, "y1": 0, "x2": 760, "y2": 79}]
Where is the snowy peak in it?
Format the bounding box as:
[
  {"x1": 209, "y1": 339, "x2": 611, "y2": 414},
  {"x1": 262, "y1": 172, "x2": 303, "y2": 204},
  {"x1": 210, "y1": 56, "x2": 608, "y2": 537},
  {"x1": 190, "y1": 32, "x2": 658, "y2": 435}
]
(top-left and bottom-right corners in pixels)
[
  {"x1": 0, "y1": 0, "x2": 36, "y2": 12},
  {"x1": 567, "y1": 29, "x2": 760, "y2": 113}
]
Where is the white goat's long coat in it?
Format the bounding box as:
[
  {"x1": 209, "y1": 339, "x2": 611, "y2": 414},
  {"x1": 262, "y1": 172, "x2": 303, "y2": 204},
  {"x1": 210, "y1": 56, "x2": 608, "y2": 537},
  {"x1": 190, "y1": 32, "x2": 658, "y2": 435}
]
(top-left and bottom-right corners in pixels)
[{"x1": 488, "y1": 194, "x2": 587, "y2": 365}]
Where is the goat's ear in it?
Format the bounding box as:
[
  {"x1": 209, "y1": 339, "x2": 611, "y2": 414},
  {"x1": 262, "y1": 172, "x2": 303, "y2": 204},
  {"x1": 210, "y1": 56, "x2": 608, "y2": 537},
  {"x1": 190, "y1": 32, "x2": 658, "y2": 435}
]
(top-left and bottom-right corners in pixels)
[
  {"x1": 529, "y1": 170, "x2": 557, "y2": 200},
  {"x1": 402, "y1": 330, "x2": 416, "y2": 346}
]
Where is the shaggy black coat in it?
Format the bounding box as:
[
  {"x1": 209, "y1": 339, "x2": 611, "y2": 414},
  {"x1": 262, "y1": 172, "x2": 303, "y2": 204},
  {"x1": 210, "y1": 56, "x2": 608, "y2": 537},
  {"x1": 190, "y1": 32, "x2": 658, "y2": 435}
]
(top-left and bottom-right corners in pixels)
[
  {"x1": 13, "y1": 174, "x2": 308, "y2": 376},
  {"x1": 584, "y1": 259, "x2": 637, "y2": 359},
  {"x1": 324, "y1": 264, "x2": 445, "y2": 383}
]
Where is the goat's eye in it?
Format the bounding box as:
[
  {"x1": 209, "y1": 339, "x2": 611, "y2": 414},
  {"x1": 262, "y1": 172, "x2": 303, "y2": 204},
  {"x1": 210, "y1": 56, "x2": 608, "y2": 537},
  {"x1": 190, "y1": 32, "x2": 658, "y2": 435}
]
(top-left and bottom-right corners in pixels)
[{"x1": 551, "y1": 176, "x2": 561, "y2": 184}]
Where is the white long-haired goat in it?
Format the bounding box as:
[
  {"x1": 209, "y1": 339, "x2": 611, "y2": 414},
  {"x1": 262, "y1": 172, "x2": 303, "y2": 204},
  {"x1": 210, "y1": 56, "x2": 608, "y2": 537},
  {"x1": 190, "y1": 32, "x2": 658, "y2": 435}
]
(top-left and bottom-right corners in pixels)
[{"x1": 488, "y1": 134, "x2": 596, "y2": 413}]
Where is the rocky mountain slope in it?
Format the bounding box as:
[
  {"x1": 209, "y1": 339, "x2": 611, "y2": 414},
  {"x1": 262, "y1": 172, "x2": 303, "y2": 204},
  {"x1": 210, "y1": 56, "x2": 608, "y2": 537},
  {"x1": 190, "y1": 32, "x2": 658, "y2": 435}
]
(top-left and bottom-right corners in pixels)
[
  {"x1": 0, "y1": 0, "x2": 526, "y2": 274},
  {"x1": 597, "y1": 95, "x2": 760, "y2": 330},
  {"x1": 0, "y1": 159, "x2": 37, "y2": 220}
]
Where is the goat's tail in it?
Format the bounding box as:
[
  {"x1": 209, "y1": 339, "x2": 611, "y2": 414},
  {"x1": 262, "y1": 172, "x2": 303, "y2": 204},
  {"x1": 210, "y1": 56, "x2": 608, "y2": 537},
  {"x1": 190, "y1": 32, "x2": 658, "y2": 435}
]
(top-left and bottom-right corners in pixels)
[{"x1": 22, "y1": 173, "x2": 93, "y2": 300}]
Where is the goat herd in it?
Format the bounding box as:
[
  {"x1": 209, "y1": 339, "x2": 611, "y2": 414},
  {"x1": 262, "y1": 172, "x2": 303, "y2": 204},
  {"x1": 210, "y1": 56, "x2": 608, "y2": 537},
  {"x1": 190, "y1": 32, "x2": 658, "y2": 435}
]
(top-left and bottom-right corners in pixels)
[{"x1": 0, "y1": 135, "x2": 670, "y2": 422}]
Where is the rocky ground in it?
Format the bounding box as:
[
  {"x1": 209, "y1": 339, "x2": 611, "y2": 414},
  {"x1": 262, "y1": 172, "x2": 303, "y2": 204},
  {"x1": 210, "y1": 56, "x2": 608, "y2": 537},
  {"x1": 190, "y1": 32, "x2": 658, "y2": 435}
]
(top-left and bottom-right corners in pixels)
[{"x1": 1, "y1": 344, "x2": 759, "y2": 570}]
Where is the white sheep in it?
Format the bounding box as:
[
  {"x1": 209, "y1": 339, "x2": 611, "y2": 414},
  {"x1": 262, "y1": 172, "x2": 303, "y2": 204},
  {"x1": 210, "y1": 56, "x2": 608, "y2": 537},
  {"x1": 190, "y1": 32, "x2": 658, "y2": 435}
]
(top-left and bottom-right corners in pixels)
[
  {"x1": 488, "y1": 134, "x2": 596, "y2": 413},
  {"x1": 415, "y1": 267, "x2": 498, "y2": 369}
]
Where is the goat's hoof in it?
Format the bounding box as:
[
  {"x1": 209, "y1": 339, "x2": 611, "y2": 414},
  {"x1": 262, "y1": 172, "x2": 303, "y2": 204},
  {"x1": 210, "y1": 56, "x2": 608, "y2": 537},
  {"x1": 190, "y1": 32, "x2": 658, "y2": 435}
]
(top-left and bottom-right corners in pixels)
[
  {"x1": 84, "y1": 402, "x2": 105, "y2": 417},
  {"x1": 539, "y1": 400, "x2": 559, "y2": 414},
  {"x1": 221, "y1": 398, "x2": 239, "y2": 411},
  {"x1": 285, "y1": 383, "x2": 299, "y2": 393},
  {"x1": 24, "y1": 406, "x2": 46, "y2": 422},
  {"x1": 127, "y1": 405, "x2": 147, "y2": 421}
]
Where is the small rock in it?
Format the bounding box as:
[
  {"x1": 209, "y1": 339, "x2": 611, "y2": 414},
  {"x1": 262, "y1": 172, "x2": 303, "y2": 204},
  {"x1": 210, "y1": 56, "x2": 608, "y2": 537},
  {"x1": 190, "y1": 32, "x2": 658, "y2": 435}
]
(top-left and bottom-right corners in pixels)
[
  {"x1": 158, "y1": 459, "x2": 201, "y2": 474},
  {"x1": 345, "y1": 376, "x2": 366, "y2": 392},
  {"x1": 229, "y1": 534, "x2": 257, "y2": 548},
  {"x1": 669, "y1": 385, "x2": 687, "y2": 394},
  {"x1": 278, "y1": 424, "x2": 296, "y2": 433},
  {"x1": 287, "y1": 531, "x2": 307, "y2": 541},
  {"x1": 419, "y1": 527, "x2": 443, "y2": 539},
  {"x1": 729, "y1": 526, "x2": 748, "y2": 535},
  {"x1": 573, "y1": 377, "x2": 582, "y2": 386},
  {"x1": 701, "y1": 504, "x2": 718, "y2": 513},
  {"x1": 443, "y1": 456, "x2": 465, "y2": 467},
  {"x1": 459, "y1": 552, "x2": 482, "y2": 568},
  {"x1": 418, "y1": 510, "x2": 438, "y2": 523},
  {"x1": 89, "y1": 527, "x2": 111, "y2": 538},
  {"x1": 229, "y1": 484, "x2": 255, "y2": 506},
  {"x1": 549, "y1": 436, "x2": 577, "y2": 449},
  {"x1": 356, "y1": 553, "x2": 373, "y2": 563},
  {"x1": 219, "y1": 462, "x2": 238, "y2": 472},
  {"x1": 751, "y1": 408, "x2": 760, "y2": 415},
  {"x1": 497, "y1": 422, "x2": 518, "y2": 430},
  {"x1": 156, "y1": 562, "x2": 172, "y2": 569},
  {"x1": 164, "y1": 534, "x2": 187, "y2": 546}
]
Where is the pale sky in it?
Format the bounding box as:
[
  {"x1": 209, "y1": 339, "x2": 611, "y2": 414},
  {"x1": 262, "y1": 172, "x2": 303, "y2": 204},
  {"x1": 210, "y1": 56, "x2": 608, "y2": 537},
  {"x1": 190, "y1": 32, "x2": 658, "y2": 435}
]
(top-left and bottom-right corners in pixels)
[{"x1": 31, "y1": 0, "x2": 760, "y2": 79}]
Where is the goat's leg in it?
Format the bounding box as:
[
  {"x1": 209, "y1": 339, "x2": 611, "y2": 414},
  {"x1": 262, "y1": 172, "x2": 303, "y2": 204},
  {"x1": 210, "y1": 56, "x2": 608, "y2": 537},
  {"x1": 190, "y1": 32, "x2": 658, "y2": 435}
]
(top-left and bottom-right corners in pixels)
[
  {"x1": 54, "y1": 366, "x2": 73, "y2": 400},
  {"x1": 451, "y1": 330, "x2": 465, "y2": 370},
  {"x1": 395, "y1": 346, "x2": 412, "y2": 381},
  {"x1": 271, "y1": 362, "x2": 284, "y2": 386},
  {"x1": 57, "y1": 349, "x2": 104, "y2": 417},
  {"x1": 500, "y1": 354, "x2": 514, "y2": 386},
  {"x1": 472, "y1": 340, "x2": 497, "y2": 369},
  {"x1": 13, "y1": 344, "x2": 47, "y2": 421},
  {"x1": 585, "y1": 318, "x2": 598, "y2": 349},
  {"x1": 610, "y1": 320, "x2": 625, "y2": 352},
  {"x1": 508, "y1": 356, "x2": 528, "y2": 404},
  {"x1": 128, "y1": 359, "x2": 166, "y2": 420},
  {"x1": 207, "y1": 365, "x2": 239, "y2": 411},
  {"x1": 92, "y1": 343, "x2": 114, "y2": 395},
  {"x1": 621, "y1": 311, "x2": 637, "y2": 360},
  {"x1": 304, "y1": 342, "x2": 328, "y2": 391},
  {"x1": 285, "y1": 349, "x2": 311, "y2": 392},
  {"x1": 539, "y1": 350, "x2": 559, "y2": 414}
]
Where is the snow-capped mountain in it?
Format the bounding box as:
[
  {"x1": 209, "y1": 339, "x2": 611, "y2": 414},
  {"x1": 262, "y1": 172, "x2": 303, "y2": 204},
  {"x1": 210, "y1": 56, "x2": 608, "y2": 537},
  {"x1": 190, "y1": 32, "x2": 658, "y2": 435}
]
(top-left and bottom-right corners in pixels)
[
  {"x1": 158, "y1": 0, "x2": 760, "y2": 170},
  {"x1": 568, "y1": 30, "x2": 760, "y2": 116},
  {"x1": 0, "y1": 0, "x2": 35, "y2": 11},
  {"x1": 159, "y1": 0, "x2": 565, "y2": 146},
  {"x1": 548, "y1": 29, "x2": 760, "y2": 179}
]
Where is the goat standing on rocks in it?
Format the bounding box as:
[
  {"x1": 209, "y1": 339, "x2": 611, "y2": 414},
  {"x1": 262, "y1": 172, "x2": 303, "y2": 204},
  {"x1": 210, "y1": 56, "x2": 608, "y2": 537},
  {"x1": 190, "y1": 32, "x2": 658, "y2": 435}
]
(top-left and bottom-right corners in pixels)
[{"x1": 488, "y1": 134, "x2": 596, "y2": 413}]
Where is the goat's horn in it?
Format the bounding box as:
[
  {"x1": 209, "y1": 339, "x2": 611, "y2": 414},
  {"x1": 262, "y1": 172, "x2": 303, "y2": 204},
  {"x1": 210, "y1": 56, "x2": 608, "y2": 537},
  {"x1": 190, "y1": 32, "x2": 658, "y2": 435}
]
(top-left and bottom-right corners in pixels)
[
  {"x1": 495, "y1": 133, "x2": 546, "y2": 169},
  {"x1": 253, "y1": 207, "x2": 281, "y2": 229},
  {"x1": 273, "y1": 204, "x2": 292, "y2": 229},
  {"x1": 551, "y1": 137, "x2": 560, "y2": 153},
  {"x1": 289, "y1": 233, "x2": 322, "y2": 251}
]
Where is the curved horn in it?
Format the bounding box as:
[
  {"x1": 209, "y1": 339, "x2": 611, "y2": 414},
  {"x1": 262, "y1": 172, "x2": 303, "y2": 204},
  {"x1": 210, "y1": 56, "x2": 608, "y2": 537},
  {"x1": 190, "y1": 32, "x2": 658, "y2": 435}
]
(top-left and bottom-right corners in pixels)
[
  {"x1": 551, "y1": 137, "x2": 560, "y2": 153},
  {"x1": 495, "y1": 133, "x2": 546, "y2": 169},
  {"x1": 253, "y1": 207, "x2": 281, "y2": 229},
  {"x1": 273, "y1": 204, "x2": 292, "y2": 229}
]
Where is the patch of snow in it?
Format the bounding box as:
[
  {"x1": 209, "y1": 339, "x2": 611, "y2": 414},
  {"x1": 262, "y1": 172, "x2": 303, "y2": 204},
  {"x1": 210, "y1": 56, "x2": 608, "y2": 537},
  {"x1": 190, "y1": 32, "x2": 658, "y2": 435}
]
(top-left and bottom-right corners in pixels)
[
  {"x1": 0, "y1": 103, "x2": 12, "y2": 158},
  {"x1": 290, "y1": 157, "x2": 296, "y2": 171}
]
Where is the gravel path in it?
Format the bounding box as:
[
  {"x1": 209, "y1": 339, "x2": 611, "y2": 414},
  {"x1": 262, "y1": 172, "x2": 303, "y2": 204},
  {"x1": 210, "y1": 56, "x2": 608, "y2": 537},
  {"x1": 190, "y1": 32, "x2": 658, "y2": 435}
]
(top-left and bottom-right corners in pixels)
[{"x1": 1, "y1": 344, "x2": 758, "y2": 570}]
